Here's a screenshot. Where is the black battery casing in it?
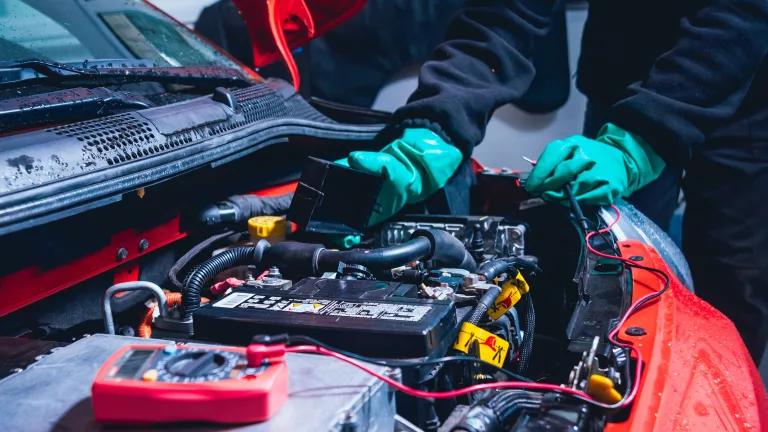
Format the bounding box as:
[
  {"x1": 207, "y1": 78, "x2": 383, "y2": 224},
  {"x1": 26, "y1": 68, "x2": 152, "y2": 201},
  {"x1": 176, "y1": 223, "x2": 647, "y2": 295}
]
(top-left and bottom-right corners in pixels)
[{"x1": 193, "y1": 278, "x2": 457, "y2": 358}]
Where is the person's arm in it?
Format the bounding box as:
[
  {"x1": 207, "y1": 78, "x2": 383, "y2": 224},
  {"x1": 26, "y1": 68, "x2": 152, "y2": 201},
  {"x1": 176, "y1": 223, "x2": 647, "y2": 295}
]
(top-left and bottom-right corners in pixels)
[
  {"x1": 609, "y1": 0, "x2": 768, "y2": 166},
  {"x1": 385, "y1": 0, "x2": 557, "y2": 158}
]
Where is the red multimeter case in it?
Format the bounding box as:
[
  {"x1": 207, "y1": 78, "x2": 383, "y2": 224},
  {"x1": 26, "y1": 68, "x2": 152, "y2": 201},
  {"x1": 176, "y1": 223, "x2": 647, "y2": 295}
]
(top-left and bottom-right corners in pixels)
[{"x1": 91, "y1": 344, "x2": 288, "y2": 424}]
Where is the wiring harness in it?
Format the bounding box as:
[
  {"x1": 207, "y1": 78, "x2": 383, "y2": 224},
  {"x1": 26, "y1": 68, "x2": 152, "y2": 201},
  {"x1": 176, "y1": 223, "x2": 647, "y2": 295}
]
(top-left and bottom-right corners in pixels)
[{"x1": 249, "y1": 204, "x2": 671, "y2": 411}]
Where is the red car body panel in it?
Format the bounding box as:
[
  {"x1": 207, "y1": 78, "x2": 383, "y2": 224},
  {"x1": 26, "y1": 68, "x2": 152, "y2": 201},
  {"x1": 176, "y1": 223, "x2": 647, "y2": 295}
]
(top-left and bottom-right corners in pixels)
[
  {"x1": 0, "y1": 214, "x2": 186, "y2": 318},
  {"x1": 231, "y1": 0, "x2": 367, "y2": 67},
  {"x1": 0, "y1": 182, "x2": 298, "y2": 318},
  {"x1": 606, "y1": 241, "x2": 768, "y2": 431}
]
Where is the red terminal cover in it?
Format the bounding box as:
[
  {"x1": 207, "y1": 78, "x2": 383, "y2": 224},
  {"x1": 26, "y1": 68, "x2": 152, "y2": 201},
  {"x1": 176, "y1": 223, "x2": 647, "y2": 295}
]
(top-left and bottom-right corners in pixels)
[{"x1": 232, "y1": 0, "x2": 367, "y2": 89}]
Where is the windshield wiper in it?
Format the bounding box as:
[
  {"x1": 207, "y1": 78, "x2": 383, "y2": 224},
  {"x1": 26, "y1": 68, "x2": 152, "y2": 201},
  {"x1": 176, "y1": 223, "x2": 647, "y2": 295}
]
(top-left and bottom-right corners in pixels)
[
  {"x1": 0, "y1": 59, "x2": 252, "y2": 89},
  {"x1": 0, "y1": 87, "x2": 153, "y2": 132}
]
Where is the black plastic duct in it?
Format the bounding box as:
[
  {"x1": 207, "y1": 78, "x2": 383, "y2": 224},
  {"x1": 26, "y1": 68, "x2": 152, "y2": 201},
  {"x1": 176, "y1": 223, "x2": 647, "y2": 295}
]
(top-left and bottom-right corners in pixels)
[
  {"x1": 182, "y1": 240, "x2": 269, "y2": 319},
  {"x1": 452, "y1": 390, "x2": 543, "y2": 432},
  {"x1": 263, "y1": 229, "x2": 477, "y2": 277}
]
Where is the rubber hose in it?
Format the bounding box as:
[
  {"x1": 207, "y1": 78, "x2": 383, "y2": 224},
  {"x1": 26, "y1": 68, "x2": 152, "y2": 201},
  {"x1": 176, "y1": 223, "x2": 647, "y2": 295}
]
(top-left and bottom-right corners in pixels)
[
  {"x1": 168, "y1": 230, "x2": 236, "y2": 290},
  {"x1": 411, "y1": 229, "x2": 477, "y2": 272},
  {"x1": 476, "y1": 259, "x2": 516, "y2": 282},
  {"x1": 515, "y1": 295, "x2": 535, "y2": 375},
  {"x1": 489, "y1": 390, "x2": 543, "y2": 427},
  {"x1": 316, "y1": 237, "x2": 433, "y2": 272},
  {"x1": 452, "y1": 390, "x2": 543, "y2": 432},
  {"x1": 466, "y1": 285, "x2": 502, "y2": 326},
  {"x1": 264, "y1": 229, "x2": 477, "y2": 277},
  {"x1": 182, "y1": 241, "x2": 269, "y2": 319}
]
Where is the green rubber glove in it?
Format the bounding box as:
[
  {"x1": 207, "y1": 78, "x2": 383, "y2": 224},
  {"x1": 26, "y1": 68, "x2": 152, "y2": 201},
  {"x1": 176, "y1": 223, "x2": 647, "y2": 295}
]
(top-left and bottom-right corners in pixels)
[
  {"x1": 525, "y1": 123, "x2": 665, "y2": 205},
  {"x1": 337, "y1": 128, "x2": 462, "y2": 226}
]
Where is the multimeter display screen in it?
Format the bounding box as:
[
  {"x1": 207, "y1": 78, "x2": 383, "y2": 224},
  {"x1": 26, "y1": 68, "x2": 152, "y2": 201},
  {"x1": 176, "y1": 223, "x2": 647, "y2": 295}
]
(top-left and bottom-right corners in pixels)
[{"x1": 116, "y1": 350, "x2": 153, "y2": 378}]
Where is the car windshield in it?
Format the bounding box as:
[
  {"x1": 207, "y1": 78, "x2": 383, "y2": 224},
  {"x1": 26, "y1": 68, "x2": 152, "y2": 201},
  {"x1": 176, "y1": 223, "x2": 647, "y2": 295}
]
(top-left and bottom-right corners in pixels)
[{"x1": 0, "y1": 0, "x2": 246, "y2": 71}]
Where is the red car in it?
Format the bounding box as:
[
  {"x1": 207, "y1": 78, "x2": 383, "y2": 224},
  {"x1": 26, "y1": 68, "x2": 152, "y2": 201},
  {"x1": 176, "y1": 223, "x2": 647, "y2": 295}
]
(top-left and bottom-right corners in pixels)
[{"x1": 0, "y1": 1, "x2": 764, "y2": 431}]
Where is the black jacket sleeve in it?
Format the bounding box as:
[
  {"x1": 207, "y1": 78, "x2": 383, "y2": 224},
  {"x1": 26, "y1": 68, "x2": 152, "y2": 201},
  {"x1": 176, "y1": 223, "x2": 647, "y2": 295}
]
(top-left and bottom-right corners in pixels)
[
  {"x1": 609, "y1": 0, "x2": 768, "y2": 167},
  {"x1": 385, "y1": 0, "x2": 556, "y2": 158}
]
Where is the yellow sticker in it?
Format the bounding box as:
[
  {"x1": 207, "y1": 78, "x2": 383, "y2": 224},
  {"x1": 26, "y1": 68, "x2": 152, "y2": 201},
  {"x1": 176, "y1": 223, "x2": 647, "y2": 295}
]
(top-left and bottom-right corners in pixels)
[
  {"x1": 286, "y1": 303, "x2": 324, "y2": 313},
  {"x1": 453, "y1": 322, "x2": 510, "y2": 368},
  {"x1": 487, "y1": 272, "x2": 530, "y2": 320}
]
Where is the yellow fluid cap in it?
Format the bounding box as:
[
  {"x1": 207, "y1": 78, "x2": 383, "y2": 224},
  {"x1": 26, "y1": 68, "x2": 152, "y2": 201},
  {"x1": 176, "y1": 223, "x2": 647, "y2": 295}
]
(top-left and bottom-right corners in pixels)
[{"x1": 248, "y1": 215, "x2": 287, "y2": 242}]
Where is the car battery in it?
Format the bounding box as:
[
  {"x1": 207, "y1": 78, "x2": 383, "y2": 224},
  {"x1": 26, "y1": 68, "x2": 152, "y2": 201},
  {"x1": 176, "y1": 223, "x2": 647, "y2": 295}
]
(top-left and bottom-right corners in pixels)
[
  {"x1": 0, "y1": 334, "x2": 395, "y2": 431},
  {"x1": 193, "y1": 278, "x2": 458, "y2": 358}
]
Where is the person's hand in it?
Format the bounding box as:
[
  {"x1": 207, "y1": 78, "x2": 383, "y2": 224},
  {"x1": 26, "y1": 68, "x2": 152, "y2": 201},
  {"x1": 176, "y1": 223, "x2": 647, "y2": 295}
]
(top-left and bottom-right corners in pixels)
[
  {"x1": 525, "y1": 123, "x2": 665, "y2": 205},
  {"x1": 336, "y1": 128, "x2": 462, "y2": 226}
]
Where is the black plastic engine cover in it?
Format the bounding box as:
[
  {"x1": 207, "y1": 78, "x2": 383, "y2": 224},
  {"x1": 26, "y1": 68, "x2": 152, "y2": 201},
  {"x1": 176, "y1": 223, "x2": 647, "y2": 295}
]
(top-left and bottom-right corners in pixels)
[{"x1": 193, "y1": 278, "x2": 457, "y2": 358}]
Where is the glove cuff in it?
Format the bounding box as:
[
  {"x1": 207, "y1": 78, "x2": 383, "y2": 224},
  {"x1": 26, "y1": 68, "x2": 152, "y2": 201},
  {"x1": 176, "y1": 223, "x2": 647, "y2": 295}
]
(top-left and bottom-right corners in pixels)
[
  {"x1": 597, "y1": 123, "x2": 666, "y2": 193},
  {"x1": 380, "y1": 118, "x2": 460, "y2": 154}
]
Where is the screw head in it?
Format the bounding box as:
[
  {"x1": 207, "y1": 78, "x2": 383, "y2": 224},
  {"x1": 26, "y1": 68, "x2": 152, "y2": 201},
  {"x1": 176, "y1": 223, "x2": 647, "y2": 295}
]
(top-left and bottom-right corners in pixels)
[
  {"x1": 625, "y1": 326, "x2": 647, "y2": 336},
  {"x1": 138, "y1": 239, "x2": 150, "y2": 252},
  {"x1": 116, "y1": 247, "x2": 129, "y2": 261},
  {"x1": 629, "y1": 256, "x2": 644, "y2": 261}
]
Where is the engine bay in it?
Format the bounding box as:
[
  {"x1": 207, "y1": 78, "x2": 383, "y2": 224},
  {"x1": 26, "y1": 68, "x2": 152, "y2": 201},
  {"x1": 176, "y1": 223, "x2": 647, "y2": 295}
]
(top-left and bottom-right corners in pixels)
[{"x1": 0, "y1": 158, "x2": 643, "y2": 431}]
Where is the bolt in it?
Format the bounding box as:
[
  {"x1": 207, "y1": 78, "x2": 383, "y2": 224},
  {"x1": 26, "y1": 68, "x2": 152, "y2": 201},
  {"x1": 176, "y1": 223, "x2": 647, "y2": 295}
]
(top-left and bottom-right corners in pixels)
[
  {"x1": 629, "y1": 256, "x2": 644, "y2": 261},
  {"x1": 138, "y1": 238, "x2": 150, "y2": 252},
  {"x1": 625, "y1": 326, "x2": 647, "y2": 336},
  {"x1": 116, "y1": 247, "x2": 128, "y2": 261},
  {"x1": 509, "y1": 228, "x2": 522, "y2": 240}
]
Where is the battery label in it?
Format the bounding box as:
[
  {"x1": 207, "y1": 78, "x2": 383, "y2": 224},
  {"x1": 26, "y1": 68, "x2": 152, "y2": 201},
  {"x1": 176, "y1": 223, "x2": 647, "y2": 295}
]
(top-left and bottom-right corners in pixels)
[
  {"x1": 218, "y1": 292, "x2": 431, "y2": 322},
  {"x1": 325, "y1": 302, "x2": 430, "y2": 322},
  {"x1": 212, "y1": 292, "x2": 254, "y2": 308}
]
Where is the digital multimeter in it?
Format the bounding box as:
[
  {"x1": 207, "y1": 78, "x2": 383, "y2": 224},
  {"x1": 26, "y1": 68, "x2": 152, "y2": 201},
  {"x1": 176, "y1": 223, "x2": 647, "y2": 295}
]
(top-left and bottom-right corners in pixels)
[{"x1": 92, "y1": 343, "x2": 289, "y2": 424}]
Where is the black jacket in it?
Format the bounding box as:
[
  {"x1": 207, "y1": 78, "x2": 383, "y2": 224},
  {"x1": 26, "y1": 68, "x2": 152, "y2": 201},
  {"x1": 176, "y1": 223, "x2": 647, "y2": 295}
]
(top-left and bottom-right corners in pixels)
[{"x1": 390, "y1": 0, "x2": 768, "y2": 167}]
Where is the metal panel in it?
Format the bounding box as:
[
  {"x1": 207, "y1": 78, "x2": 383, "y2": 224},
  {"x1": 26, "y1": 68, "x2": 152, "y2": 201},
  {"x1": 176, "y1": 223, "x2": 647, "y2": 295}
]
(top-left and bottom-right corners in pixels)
[{"x1": 0, "y1": 334, "x2": 396, "y2": 431}]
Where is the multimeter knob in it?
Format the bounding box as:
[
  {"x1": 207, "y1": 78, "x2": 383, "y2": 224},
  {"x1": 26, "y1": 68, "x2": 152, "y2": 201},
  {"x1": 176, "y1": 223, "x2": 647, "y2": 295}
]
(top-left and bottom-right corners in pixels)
[{"x1": 165, "y1": 351, "x2": 227, "y2": 378}]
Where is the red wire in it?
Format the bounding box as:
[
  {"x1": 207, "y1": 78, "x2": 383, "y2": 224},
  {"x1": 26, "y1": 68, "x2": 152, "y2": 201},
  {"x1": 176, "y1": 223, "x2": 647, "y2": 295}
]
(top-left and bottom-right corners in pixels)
[
  {"x1": 285, "y1": 205, "x2": 670, "y2": 409},
  {"x1": 285, "y1": 344, "x2": 592, "y2": 400},
  {"x1": 584, "y1": 205, "x2": 668, "y2": 407}
]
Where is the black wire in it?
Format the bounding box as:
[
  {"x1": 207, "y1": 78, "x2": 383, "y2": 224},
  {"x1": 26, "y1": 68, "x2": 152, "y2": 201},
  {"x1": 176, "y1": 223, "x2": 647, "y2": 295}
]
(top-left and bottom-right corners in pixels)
[
  {"x1": 623, "y1": 262, "x2": 671, "y2": 307},
  {"x1": 168, "y1": 229, "x2": 237, "y2": 289},
  {"x1": 621, "y1": 347, "x2": 633, "y2": 397},
  {"x1": 575, "y1": 210, "x2": 672, "y2": 406},
  {"x1": 612, "y1": 262, "x2": 670, "y2": 402},
  {"x1": 515, "y1": 295, "x2": 535, "y2": 375},
  {"x1": 564, "y1": 184, "x2": 590, "y2": 232},
  {"x1": 287, "y1": 335, "x2": 532, "y2": 382}
]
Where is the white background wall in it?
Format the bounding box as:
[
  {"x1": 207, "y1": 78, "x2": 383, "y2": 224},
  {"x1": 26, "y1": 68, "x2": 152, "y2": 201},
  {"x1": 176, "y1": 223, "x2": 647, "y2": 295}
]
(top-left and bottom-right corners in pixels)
[{"x1": 151, "y1": 1, "x2": 589, "y2": 170}]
